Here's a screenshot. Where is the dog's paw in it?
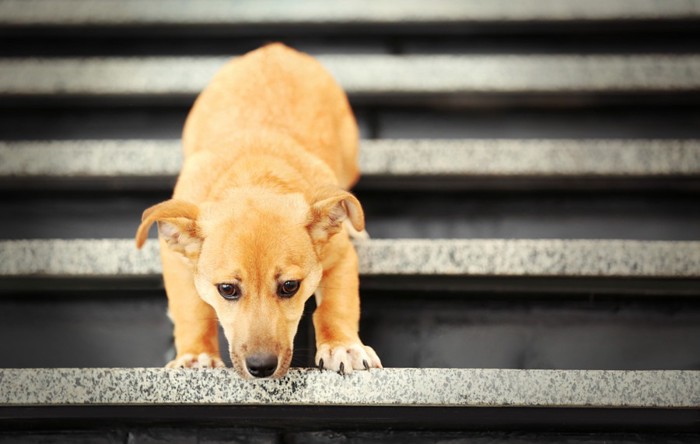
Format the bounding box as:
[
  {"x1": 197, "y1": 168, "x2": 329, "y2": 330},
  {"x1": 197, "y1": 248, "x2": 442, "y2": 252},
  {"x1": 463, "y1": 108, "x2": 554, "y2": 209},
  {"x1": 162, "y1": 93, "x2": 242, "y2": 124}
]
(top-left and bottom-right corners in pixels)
[
  {"x1": 166, "y1": 352, "x2": 226, "y2": 369},
  {"x1": 315, "y1": 342, "x2": 382, "y2": 375}
]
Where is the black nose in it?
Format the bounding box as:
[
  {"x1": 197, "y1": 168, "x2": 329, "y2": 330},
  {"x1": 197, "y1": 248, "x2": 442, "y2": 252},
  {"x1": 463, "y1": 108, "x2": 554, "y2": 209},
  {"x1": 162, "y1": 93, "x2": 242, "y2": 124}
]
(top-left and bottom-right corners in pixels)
[{"x1": 245, "y1": 354, "x2": 278, "y2": 378}]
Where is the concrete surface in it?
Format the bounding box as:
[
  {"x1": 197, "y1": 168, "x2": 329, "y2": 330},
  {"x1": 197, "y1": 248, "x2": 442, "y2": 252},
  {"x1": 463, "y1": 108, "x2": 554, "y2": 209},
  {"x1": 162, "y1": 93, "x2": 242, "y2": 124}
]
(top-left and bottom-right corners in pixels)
[
  {"x1": 1, "y1": 239, "x2": 699, "y2": 278},
  {"x1": 1, "y1": 56, "x2": 699, "y2": 96},
  {"x1": 2, "y1": 139, "x2": 699, "y2": 178},
  {"x1": 1, "y1": 368, "x2": 698, "y2": 407},
  {"x1": 1, "y1": 0, "x2": 698, "y2": 26}
]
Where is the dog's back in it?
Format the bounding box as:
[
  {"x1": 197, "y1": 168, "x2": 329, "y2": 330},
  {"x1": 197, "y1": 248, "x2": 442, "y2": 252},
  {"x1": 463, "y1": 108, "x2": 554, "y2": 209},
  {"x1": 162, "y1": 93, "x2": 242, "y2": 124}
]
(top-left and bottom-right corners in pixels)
[{"x1": 182, "y1": 43, "x2": 359, "y2": 189}]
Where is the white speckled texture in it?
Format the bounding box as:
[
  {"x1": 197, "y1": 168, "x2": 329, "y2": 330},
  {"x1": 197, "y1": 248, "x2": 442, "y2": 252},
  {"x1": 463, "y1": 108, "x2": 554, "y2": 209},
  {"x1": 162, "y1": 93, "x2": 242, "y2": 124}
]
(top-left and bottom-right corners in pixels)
[
  {"x1": 1, "y1": 239, "x2": 698, "y2": 278},
  {"x1": 1, "y1": 56, "x2": 700, "y2": 96},
  {"x1": 0, "y1": 0, "x2": 697, "y2": 25},
  {"x1": 0, "y1": 140, "x2": 182, "y2": 177},
  {"x1": 355, "y1": 239, "x2": 700, "y2": 277},
  {"x1": 0, "y1": 368, "x2": 697, "y2": 407},
  {"x1": 2, "y1": 139, "x2": 699, "y2": 178},
  {"x1": 0, "y1": 239, "x2": 161, "y2": 277},
  {"x1": 360, "y1": 139, "x2": 700, "y2": 176}
]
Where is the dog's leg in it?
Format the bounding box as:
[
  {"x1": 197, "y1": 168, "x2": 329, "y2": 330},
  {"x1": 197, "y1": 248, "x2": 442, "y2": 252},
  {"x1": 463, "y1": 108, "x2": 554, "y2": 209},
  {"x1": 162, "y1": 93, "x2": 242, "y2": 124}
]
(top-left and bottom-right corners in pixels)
[
  {"x1": 160, "y1": 239, "x2": 225, "y2": 368},
  {"x1": 313, "y1": 241, "x2": 382, "y2": 374}
]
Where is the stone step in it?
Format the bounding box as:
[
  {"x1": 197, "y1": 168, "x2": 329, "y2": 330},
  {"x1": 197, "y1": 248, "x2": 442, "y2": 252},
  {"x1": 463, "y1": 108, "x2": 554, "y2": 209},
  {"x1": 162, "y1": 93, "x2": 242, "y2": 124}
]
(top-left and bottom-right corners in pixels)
[
  {"x1": 1, "y1": 239, "x2": 699, "y2": 294},
  {"x1": 0, "y1": 368, "x2": 697, "y2": 430},
  {"x1": 1, "y1": 55, "x2": 699, "y2": 105},
  {"x1": 1, "y1": 368, "x2": 696, "y2": 406},
  {"x1": 1, "y1": 0, "x2": 697, "y2": 32},
  {"x1": 2, "y1": 139, "x2": 699, "y2": 191}
]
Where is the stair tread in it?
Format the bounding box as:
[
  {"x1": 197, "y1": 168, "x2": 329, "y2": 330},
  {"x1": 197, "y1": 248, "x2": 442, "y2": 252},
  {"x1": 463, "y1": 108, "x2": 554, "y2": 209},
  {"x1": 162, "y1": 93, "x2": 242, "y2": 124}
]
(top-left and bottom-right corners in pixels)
[
  {"x1": 0, "y1": 368, "x2": 697, "y2": 407},
  {"x1": 2, "y1": 139, "x2": 700, "y2": 179},
  {"x1": 2, "y1": 55, "x2": 699, "y2": 97},
  {"x1": 1, "y1": 0, "x2": 698, "y2": 27},
  {"x1": 1, "y1": 238, "x2": 698, "y2": 278}
]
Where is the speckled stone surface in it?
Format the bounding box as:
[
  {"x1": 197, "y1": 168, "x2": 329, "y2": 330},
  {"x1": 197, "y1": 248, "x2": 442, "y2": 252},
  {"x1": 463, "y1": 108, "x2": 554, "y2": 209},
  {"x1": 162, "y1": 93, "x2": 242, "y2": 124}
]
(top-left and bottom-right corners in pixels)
[
  {"x1": 2, "y1": 55, "x2": 700, "y2": 96},
  {"x1": 0, "y1": 0, "x2": 697, "y2": 25},
  {"x1": 2, "y1": 139, "x2": 700, "y2": 178},
  {"x1": 1, "y1": 239, "x2": 699, "y2": 278},
  {"x1": 355, "y1": 239, "x2": 700, "y2": 277},
  {"x1": 360, "y1": 139, "x2": 700, "y2": 176},
  {"x1": 0, "y1": 368, "x2": 697, "y2": 407},
  {"x1": 0, "y1": 140, "x2": 182, "y2": 177}
]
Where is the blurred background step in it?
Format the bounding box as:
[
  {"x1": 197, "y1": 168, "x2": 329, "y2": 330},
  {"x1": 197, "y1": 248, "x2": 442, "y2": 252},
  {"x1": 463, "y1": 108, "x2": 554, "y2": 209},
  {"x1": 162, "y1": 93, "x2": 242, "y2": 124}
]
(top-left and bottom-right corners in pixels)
[
  {"x1": 0, "y1": 368, "x2": 697, "y2": 432},
  {"x1": 2, "y1": 139, "x2": 700, "y2": 191},
  {"x1": 2, "y1": 55, "x2": 700, "y2": 106},
  {"x1": 1, "y1": 0, "x2": 698, "y2": 35},
  {"x1": 2, "y1": 238, "x2": 698, "y2": 293}
]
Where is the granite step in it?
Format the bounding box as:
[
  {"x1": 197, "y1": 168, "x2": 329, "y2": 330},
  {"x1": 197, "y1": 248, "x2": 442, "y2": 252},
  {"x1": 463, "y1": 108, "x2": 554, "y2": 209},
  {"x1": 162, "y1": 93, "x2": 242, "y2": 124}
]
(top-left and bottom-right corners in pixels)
[
  {"x1": 1, "y1": 239, "x2": 699, "y2": 294},
  {"x1": 0, "y1": 368, "x2": 697, "y2": 430},
  {"x1": 1, "y1": 0, "x2": 698, "y2": 34},
  {"x1": 2, "y1": 139, "x2": 699, "y2": 191},
  {"x1": 2, "y1": 55, "x2": 699, "y2": 106}
]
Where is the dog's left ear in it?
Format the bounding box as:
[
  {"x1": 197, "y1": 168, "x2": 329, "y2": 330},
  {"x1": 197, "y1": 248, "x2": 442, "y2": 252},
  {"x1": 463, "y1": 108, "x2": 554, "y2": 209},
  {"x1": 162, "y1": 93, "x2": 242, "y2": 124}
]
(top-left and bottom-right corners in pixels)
[
  {"x1": 135, "y1": 199, "x2": 203, "y2": 261},
  {"x1": 307, "y1": 186, "x2": 365, "y2": 244}
]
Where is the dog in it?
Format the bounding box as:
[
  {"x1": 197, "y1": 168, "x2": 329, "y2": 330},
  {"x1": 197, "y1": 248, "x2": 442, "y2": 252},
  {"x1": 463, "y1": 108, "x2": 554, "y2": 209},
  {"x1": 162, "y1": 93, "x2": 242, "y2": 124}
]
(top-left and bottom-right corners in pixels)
[{"x1": 135, "y1": 43, "x2": 382, "y2": 379}]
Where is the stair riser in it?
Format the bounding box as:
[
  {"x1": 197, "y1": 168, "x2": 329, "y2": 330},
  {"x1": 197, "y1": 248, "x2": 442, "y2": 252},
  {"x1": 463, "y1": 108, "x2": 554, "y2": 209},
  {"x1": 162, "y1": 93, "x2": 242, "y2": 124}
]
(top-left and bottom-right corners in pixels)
[
  {"x1": 1, "y1": 294, "x2": 698, "y2": 370},
  {"x1": 3, "y1": 193, "x2": 700, "y2": 241}
]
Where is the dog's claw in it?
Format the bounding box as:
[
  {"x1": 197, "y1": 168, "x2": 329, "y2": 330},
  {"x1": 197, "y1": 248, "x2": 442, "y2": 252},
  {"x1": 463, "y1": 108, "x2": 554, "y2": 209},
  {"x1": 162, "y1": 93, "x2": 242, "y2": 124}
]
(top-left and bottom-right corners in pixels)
[
  {"x1": 166, "y1": 352, "x2": 225, "y2": 369},
  {"x1": 315, "y1": 342, "x2": 382, "y2": 374}
]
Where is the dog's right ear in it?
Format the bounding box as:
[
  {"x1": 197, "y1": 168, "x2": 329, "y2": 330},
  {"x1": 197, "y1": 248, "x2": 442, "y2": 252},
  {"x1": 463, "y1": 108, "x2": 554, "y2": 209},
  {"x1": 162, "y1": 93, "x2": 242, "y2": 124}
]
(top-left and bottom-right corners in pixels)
[{"x1": 135, "y1": 199, "x2": 202, "y2": 260}]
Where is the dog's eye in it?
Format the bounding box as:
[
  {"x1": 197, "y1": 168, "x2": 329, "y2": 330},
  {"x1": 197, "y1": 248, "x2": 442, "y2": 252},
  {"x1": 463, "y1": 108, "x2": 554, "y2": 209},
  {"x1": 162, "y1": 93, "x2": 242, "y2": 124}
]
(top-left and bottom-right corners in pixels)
[
  {"x1": 217, "y1": 283, "x2": 241, "y2": 300},
  {"x1": 278, "y1": 280, "x2": 300, "y2": 298}
]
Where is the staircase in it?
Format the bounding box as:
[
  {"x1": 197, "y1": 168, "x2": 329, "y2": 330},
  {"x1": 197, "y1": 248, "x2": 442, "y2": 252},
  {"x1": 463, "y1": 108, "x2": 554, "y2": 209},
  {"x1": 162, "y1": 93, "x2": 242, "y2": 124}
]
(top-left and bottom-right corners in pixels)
[{"x1": 1, "y1": 1, "x2": 699, "y2": 442}]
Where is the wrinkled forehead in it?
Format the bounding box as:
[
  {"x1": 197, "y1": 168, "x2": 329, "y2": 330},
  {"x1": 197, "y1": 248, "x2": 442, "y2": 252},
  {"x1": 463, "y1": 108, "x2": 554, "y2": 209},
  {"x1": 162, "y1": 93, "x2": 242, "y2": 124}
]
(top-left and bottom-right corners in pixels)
[
  {"x1": 200, "y1": 191, "x2": 309, "y2": 228},
  {"x1": 197, "y1": 195, "x2": 316, "y2": 281}
]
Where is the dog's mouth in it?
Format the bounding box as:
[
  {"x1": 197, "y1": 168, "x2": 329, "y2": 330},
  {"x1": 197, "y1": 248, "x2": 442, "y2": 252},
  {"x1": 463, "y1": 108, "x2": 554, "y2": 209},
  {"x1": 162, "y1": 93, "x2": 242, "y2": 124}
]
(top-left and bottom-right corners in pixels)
[{"x1": 231, "y1": 348, "x2": 293, "y2": 379}]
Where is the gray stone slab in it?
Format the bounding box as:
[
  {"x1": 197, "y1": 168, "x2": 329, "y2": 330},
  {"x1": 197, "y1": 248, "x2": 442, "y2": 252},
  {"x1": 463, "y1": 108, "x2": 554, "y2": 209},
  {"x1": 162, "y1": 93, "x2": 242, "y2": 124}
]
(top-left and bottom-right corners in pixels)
[
  {"x1": 1, "y1": 55, "x2": 699, "y2": 96},
  {"x1": 1, "y1": 239, "x2": 699, "y2": 278},
  {"x1": 0, "y1": 431, "x2": 126, "y2": 444},
  {"x1": 0, "y1": 368, "x2": 697, "y2": 407},
  {"x1": 2, "y1": 139, "x2": 699, "y2": 179},
  {"x1": 361, "y1": 139, "x2": 700, "y2": 176},
  {"x1": 1, "y1": 0, "x2": 697, "y2": 26},
  {"x1": 0, "y1": 140, "x2": 182, "y2": 177}
]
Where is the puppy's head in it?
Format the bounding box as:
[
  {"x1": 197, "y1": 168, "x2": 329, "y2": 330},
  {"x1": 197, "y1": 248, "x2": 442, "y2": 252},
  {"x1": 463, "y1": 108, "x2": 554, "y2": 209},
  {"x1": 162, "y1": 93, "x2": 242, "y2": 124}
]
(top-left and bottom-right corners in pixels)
[{"x1": 135, "y1": 187, "x2": 364, "y2": 378}]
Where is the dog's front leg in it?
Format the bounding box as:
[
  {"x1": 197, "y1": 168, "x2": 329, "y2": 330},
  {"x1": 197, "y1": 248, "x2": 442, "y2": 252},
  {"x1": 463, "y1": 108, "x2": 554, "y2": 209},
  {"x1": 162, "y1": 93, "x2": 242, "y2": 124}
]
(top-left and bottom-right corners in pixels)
[
  {"x1": 161, "y1": 239, "x2": 225, "y2": 369},
  {"x1": 313, "y1": 240, "x2": 382, "y2": 374}
]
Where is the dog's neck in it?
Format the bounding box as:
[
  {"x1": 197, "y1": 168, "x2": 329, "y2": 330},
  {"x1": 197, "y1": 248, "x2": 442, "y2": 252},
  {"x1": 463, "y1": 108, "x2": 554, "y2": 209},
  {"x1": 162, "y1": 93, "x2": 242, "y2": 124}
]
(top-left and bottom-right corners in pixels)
[{"x1": 176, "y1": 135, "x2": 339, "y2": 206}]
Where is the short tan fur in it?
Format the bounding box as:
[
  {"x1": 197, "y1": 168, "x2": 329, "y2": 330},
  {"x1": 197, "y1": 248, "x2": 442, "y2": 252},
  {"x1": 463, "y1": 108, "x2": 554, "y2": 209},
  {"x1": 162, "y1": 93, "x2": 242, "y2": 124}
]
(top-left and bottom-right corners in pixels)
[{"x1": 135, "y1": 43, "x2": 381, "y2": 378}]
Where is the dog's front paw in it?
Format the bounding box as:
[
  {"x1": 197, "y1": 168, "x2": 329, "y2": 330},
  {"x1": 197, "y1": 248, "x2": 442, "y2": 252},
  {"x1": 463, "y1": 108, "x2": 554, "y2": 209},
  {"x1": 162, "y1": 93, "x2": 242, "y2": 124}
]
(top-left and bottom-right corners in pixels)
[
  {"x1": 315, "y1": 342, "x2": 382, "y2": 375},
  {"x1": 166, "y1": 352, "x2": 226, "y2": 369}
]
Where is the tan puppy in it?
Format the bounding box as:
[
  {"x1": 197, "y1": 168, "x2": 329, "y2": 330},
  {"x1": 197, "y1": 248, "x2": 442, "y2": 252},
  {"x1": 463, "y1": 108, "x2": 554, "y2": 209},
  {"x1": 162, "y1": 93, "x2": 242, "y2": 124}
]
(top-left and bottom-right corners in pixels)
[{"x1": 135, "y1": 43, "x2": 381, "y2": 379}]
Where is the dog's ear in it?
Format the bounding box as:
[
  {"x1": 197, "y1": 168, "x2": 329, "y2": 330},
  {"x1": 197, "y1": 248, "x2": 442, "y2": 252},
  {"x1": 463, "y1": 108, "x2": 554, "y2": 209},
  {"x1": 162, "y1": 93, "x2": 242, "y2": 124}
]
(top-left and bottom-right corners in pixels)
[
  {"x1": 307, "y1": 186, "x2": 365, "y2": 244},
  {"x1": 135, "y1": 199, "x2": 202, "y2": 260}
]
